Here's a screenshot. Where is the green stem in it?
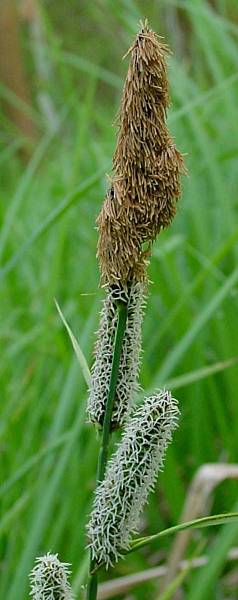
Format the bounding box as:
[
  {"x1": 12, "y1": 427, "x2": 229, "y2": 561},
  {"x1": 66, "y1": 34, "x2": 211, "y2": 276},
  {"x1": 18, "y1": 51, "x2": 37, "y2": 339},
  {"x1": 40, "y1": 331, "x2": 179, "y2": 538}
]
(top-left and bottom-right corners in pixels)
[{"x1": 86, "y1": 300, "x2": 128, "y2": 600}]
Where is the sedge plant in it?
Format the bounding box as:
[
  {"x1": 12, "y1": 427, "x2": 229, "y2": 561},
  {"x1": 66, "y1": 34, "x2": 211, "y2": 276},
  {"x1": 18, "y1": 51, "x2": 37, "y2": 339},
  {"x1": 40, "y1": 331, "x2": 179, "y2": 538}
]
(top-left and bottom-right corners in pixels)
[
  {"x1": 29, "y1": 20, "x2": 238, "y2": 600},
  {"x1": 85, "y1": 20, "x2": 185, "y2": 599}
]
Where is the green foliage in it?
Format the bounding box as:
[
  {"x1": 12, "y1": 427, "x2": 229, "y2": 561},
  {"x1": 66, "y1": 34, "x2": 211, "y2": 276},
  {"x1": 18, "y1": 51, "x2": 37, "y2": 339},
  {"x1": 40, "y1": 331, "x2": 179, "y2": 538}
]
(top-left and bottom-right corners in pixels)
[{"x1": 1, "y1": 1, "x2": 238, "y2": 598}]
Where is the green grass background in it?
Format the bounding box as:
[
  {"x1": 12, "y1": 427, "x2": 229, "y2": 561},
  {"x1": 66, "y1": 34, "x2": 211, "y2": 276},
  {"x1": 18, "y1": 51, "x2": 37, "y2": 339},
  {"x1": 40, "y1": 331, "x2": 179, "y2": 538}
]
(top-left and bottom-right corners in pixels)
[{"x1": 1, "y1": 0, "x2": 238, "y2": 598}]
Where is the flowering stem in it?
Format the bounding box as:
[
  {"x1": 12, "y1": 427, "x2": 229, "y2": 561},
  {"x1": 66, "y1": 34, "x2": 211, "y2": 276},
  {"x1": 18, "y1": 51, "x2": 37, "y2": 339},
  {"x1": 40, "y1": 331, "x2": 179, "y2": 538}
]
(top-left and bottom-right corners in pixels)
[{"x1": 86, "y1": 300, "x2": 128, "y2": 600}]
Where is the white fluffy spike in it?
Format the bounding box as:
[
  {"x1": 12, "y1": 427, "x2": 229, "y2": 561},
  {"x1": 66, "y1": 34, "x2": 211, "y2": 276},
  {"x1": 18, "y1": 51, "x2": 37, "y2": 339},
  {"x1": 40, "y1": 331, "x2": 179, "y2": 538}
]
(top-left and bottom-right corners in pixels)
[
  {"x1": 87, "y1": 280, "x2": 145, "y2": 429},
  {"x1": 29, "y1": 553, "x2": 74, "y2": 599},
  {"x1": 87, "y1": 390, "x2": 179, "y2": 567}
]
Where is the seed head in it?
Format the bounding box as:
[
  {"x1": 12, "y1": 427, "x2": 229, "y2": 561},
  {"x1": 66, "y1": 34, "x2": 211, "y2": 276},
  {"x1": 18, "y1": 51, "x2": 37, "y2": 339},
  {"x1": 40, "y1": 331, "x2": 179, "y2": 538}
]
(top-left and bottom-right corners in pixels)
[
  {"x1": 97, "y1": 21, "x2": 186, "y2": 284},
  {"x1": 87, "y1": 390, "x2": 179, "y2": 567},
  {"x1": 29, "y1": 553, "x2": 74, "y2": 599},
  {"x1": 87, "y1": 280, "x2": 145, "y2": 429}
]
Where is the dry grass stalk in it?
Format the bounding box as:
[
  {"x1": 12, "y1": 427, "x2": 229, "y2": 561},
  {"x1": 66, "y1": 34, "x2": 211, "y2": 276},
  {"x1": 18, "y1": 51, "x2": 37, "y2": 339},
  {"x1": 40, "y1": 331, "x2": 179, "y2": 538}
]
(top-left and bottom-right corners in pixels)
[
  {"x1": 97, "y1": 548, "x2": 238, "y2": 599},
  {"x1": 161, "y1": 463, "x2": 238, "y2": 591},
  {"x1": 97, "y1": 21, "x2": 186, "y2": 284}
]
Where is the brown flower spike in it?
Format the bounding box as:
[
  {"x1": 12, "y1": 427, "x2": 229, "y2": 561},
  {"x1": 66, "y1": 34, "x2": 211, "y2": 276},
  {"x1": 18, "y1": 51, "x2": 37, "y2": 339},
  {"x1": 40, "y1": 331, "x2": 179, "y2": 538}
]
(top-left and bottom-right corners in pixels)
[{"x1": 97, "y1": 21, "x2": 186, "y2": 284}]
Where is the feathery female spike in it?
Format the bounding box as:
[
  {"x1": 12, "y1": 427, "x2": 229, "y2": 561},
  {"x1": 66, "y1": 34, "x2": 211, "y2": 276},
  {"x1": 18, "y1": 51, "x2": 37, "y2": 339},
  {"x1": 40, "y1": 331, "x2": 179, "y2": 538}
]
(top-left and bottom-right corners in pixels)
[
  {"x1": 97, "y1": 21, "x2": 186, "y2": 284},
  {"x1": 87, "y1": 390, "x2": 179, "y2": 567},
  {"x1": 29, "y1": 553, "x2": 74, "y2": 599},
  {"x1": 87, "y1": 280, "x2": 145, "y2": 429}
]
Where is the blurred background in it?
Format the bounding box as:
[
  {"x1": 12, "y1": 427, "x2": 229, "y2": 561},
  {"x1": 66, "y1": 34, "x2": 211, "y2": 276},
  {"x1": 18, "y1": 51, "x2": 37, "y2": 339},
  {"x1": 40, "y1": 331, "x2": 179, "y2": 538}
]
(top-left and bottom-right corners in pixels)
[{"x1": 1, "y1": 1, "x2": 238, "y2": 599}]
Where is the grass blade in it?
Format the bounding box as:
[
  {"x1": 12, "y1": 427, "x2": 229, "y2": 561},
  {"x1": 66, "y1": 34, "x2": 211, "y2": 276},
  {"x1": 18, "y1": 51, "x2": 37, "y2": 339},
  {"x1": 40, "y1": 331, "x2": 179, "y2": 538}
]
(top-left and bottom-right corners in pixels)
[
  {"x1": 128, "y1": 513, "x2": 238, "y2": 554},
  {"x1": 55, "y1": 298, "x2": 91, "y2": 387}
]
